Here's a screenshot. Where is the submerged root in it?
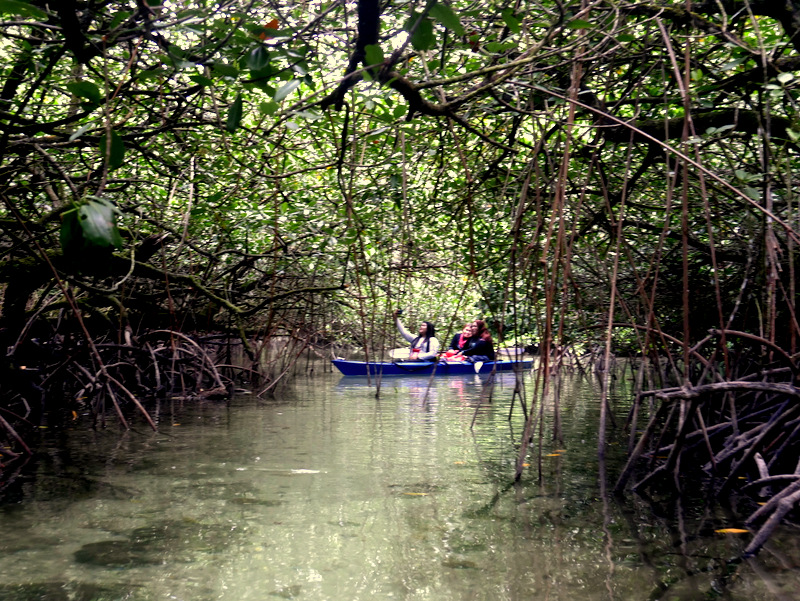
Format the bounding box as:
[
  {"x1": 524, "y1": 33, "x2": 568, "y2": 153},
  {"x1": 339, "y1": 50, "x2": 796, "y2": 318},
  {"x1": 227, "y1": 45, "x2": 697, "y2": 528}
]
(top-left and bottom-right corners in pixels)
[{"x1": 614, "y1": 332, "x2": 800, "y2": 558}]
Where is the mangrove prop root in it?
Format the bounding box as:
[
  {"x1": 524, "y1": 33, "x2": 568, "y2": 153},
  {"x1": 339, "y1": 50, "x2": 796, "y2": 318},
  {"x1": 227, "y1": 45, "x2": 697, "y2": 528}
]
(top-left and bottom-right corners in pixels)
[
  {"x1": 617, "y1": 331, "x2": 800, "y2": 557},
  {"x1": 0, "y1": 327, "x2": 269, "y2": 458}
]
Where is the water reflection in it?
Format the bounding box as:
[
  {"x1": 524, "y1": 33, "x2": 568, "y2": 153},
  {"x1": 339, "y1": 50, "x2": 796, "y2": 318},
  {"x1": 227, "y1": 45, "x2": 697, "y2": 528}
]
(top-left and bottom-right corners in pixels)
[{"x1": 0, "y1": 368, "x2": 797, "y2": 600}]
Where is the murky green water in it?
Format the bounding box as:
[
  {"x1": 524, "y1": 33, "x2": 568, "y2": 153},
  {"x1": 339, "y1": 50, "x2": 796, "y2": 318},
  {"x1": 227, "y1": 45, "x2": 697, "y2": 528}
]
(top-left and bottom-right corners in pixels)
[{"x1": 1, "y1": 367, "x2": 798, "y2": 600}]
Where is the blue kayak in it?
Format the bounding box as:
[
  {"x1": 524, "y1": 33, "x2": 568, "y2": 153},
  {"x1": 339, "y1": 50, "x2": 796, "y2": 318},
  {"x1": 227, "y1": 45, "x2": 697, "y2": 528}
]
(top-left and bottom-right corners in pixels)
[{"x1": 332, "y1": 358, "x2": 533, "y2": 376}]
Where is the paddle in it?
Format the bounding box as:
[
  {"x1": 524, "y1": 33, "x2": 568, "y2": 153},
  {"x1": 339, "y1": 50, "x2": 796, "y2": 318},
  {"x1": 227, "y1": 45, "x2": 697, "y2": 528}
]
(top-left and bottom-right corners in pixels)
[
  {"x1": 389, "y1": 348, "x2": 410, "y2": 360},
  {"x1": 473, "y1": 361, "x2": 484, "y2": 373}
]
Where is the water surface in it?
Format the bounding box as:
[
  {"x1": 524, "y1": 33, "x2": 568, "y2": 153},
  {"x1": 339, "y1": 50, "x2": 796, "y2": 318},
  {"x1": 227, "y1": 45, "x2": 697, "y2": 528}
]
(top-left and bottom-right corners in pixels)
[{"x1": 1, "y1": 368, "x2": 798, "y2": 600}]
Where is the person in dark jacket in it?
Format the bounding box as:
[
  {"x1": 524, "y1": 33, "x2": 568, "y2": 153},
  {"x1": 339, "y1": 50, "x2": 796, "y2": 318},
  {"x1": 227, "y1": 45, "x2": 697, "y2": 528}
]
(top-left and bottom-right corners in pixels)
[
  {"x1": 461, "y1": 320, "x2": 495, "y2": 362},
  {"x1": 449, "y1": 323, "x2": 475, "y2": 351}
]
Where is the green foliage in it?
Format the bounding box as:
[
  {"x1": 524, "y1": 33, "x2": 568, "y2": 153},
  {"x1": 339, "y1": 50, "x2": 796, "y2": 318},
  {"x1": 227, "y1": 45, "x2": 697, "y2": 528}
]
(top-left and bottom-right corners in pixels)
[
  {"x1": 226, "y1": 94, "x2": 244, "y2": 132},
  {"x1": 274, "y1": 79, "x2": 300, "y2": 102},
  {"x1": 1, "y1": 0, "x2": 799, "y2": 356},
  {"x1": 429, "y1": 3, "x2": 465, "y2": 36},
  {"x1": 247, "y1": 46, "x2": 270, "y2": 72},
  {"x1": 0, "y1": 0, "x2": 46, "y2": 19},
  {"x1": 364, "y1": 44, "x2": 384, "y2": 66},
  {"x1": 78, "y1": 198, "x2": 123, "y2": 249},
  {"x1": 60, "y1": 197, "x2": 123, "y2": 256},
  {"x1": 67, "y1": 81, "x2": 102, "y2": 106},
  {"x1": 98, "y1": 131, "x2": 125, "y2": 170},
  {"x1": 404, "y1": 13, "x2": 435, "y2": 51}
]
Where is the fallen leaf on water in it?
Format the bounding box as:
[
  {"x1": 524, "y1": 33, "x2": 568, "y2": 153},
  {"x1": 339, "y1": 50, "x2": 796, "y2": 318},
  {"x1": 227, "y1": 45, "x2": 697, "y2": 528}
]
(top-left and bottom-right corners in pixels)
[{"x1": 715, "y1": 528, "x2": 749, "y2": 534}]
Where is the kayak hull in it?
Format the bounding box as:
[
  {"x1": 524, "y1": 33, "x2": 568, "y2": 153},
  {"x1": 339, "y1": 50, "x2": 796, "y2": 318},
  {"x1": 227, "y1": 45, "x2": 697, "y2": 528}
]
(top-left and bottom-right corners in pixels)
[{"x1": 332, "y1": 358, "x2": 533, "y2": 376}]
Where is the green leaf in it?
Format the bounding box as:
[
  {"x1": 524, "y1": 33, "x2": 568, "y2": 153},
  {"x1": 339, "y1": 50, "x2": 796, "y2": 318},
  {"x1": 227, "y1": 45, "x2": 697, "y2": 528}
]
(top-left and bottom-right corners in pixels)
[
  {"x1": 99, "y1": 130, "x2": 124, "y2": 170},
  {"x1": 501, "y1": 8, "x2": 521, "y2": 34},
  {"x1": 68, "y1": 123, "x2": 92, "y2": 142},
  {"x1": 207, "y1": 191, "x2": 226, "y2": 204},
  {"x1": 0, "y1": 0, "x2": 47, "y2": 19},
  {"x1": 247, "y1": 73, "x2": 276, "y2": 93},
  {"x1": 189, "y1": 74, "x2": 214, "y2": 86},
  {"x1": 109, "y1": 10, "x2": 131, "y2": 29},
  {"x1": 258, "y1": 100, "x2": 279, "y2": 115},
  {"x1": 777, "y1": 72, "x2": 794, "y2": 84},
  {"x1": 296, "y1": 110, "x2": 321, "y2": 121},
  {"x1": 213, "y1": 62, "x2": 239, "y2": 79},
  {"x1": 78, "y1": 198, "x2": 122, "y2": 248},
  {"x1": 364, "y1": 44, "x2": 384, "y2": 66},
  {"x1": 566, "y1": 19, "x2": 592, "y2": 29},
  {"x1": 226, "y1": 93, "x2": 243, "y2": 133},
  {"x1": 67, "y1": 81, "x2": 102, "y2": 105},
  {"x1": 486, "y1": 41, "x2": 509, "y2": 53},
  {"x1": 137, "y1": 68, "x2": 166, "y2": 81},
  {"x1": 721, "y1": 57, "x2": 748, "y2": 70},
  {"x1": 60, "y1": 209, "x2": 83, "y2": 254},
  {"x1": 430, "y1": 3, "x2": 465, "y2": 36},
  {"x1": 274, "y1": 79, "x2": 300, "y2": 102},
  {"x1": 247, "y1": 46, "x2": 270, "y2": 72},
  {"x1": 405, "y1": 14, "x2": 436, "y2": 51}
]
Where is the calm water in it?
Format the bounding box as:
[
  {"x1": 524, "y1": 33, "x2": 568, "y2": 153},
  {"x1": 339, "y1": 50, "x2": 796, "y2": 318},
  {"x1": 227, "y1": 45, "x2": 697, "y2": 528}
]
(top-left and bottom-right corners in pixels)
[{"x1": 1, "y1": 367, "x2": 799, "y2": 600}]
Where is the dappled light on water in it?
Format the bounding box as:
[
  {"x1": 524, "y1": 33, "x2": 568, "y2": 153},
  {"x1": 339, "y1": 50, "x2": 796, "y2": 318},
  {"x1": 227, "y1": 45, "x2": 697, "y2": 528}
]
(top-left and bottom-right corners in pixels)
[{"x1": 0, "y1": 368, "x2": 798, "y2": 600}]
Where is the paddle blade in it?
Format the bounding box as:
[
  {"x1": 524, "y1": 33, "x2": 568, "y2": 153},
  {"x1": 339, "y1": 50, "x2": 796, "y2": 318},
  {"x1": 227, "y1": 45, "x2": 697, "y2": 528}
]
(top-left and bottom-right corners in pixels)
[{"x1": 474, "y1": 361, "x2": 484, "y2": 373}]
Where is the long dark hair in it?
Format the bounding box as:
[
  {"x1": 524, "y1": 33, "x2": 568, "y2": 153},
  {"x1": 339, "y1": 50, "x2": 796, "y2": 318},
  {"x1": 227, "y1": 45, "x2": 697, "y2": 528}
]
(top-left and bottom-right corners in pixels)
[
  {"x1": 473, "y1": 319, "x2": 492, "y2": 343},
  {"x1": 412, "y1": 321, "x2": 436, "y2": 351},
  {"x1": 423, "y1": 321, "x2": 436, "y2": 339}
]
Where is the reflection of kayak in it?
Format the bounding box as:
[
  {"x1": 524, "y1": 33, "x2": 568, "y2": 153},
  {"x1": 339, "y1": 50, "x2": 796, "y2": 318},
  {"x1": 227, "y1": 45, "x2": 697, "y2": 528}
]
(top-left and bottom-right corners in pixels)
[{"x1": 332, "y1": 358, "x2": 534, "y2": 377}]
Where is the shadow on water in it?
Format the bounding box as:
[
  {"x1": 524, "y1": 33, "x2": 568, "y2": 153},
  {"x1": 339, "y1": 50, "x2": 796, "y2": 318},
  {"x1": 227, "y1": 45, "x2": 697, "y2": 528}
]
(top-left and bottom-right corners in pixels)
[{"x1": 73, "y1": 519, "x2": 238, "y2": 567}]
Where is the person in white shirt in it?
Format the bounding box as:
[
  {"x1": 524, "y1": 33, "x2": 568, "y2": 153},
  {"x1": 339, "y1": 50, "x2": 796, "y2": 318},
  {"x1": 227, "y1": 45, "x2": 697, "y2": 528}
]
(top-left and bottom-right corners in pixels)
[{"x1": 392, "y1": 310, "x2": 440, "y2": 361}]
